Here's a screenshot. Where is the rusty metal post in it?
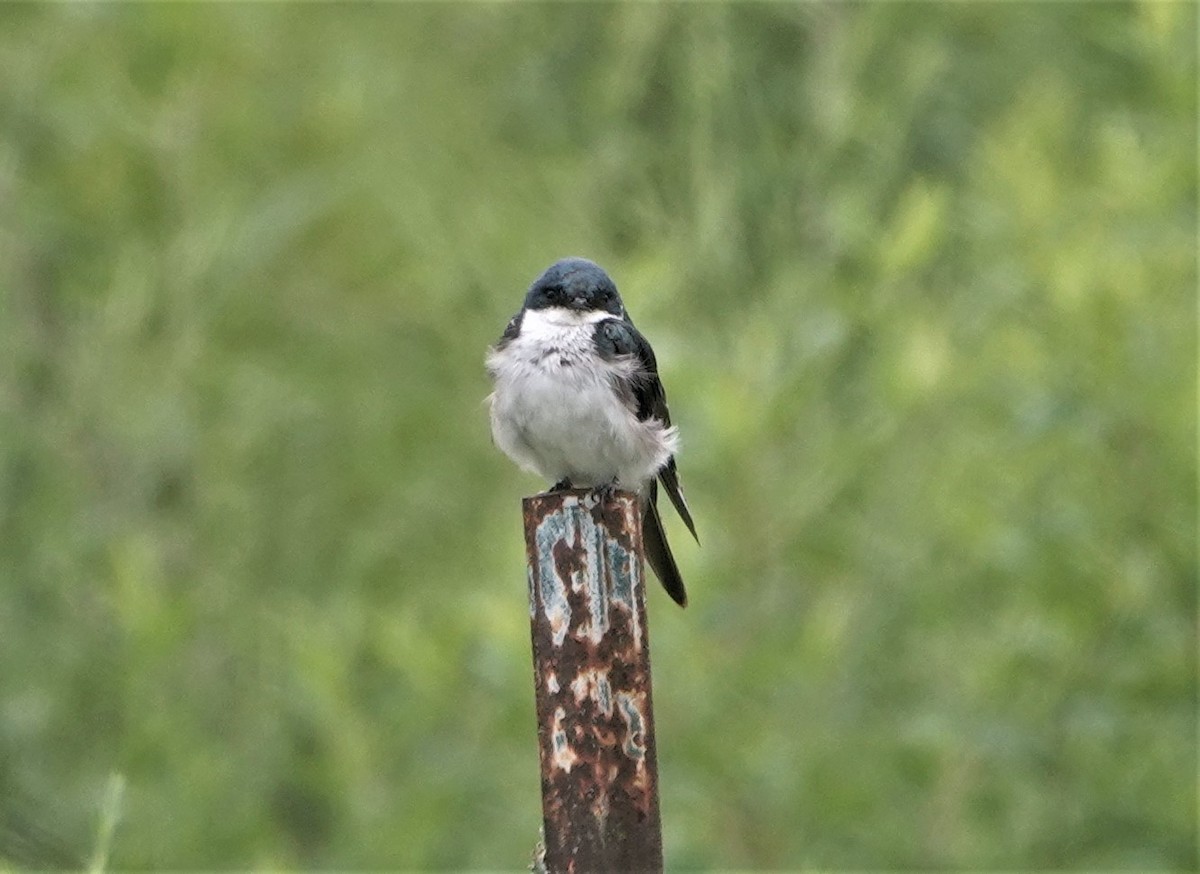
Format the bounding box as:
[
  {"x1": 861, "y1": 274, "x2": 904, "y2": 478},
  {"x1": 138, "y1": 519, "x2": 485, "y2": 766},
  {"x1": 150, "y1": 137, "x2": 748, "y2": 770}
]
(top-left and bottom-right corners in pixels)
[{"x1": 523, "y1": 488, "x2": 663, "y2": 874}]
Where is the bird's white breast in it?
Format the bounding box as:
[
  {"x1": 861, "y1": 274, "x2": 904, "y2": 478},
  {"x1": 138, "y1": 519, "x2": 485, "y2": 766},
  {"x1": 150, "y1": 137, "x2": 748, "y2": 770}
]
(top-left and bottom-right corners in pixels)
[{"x1": 487, "y1": 307, "x2": 677, "y2": 489}]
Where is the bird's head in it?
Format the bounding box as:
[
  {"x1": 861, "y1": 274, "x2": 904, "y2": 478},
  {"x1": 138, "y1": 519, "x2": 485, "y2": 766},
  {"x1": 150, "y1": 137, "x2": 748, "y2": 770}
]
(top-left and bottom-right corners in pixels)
[{"x1": 523, "y1": 258, "x2": 625, "y2": 318}]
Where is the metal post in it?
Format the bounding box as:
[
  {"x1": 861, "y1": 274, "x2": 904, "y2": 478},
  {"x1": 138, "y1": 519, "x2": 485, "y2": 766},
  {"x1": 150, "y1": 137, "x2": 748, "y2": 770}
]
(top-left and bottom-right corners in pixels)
[{"x1": 523, "y1": 489, "x2": 663, "y2": 874}]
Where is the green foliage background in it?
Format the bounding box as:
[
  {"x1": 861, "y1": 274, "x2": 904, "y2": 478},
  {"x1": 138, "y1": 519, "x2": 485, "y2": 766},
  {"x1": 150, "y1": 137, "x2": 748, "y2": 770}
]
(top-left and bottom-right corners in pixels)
[{"x1": 0, "y1": 3, "x2": 1195, "y2": 869}]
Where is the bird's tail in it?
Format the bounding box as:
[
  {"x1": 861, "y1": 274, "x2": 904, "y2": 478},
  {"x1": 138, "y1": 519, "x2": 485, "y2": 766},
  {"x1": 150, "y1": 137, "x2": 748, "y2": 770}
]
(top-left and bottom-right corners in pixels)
[{"x1": 642, "y1": 483, "x2": 688, "y2": 607}]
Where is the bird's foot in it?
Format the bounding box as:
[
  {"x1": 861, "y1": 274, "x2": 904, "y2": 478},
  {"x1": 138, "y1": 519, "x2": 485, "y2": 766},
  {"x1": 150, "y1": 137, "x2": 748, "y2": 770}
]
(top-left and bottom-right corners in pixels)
[
  {"x1": 549, "y1": 479, "x2": 574, "y2": 493},
  {"x1": 591, "y1": 478, "x2": 621, "y2": 503}
]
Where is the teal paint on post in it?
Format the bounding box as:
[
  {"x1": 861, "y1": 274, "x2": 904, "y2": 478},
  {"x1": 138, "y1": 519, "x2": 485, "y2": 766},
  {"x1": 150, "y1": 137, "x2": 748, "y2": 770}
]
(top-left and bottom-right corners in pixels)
[{"x1": 531, "y1": 509, "x2": 574, "y2": 646}]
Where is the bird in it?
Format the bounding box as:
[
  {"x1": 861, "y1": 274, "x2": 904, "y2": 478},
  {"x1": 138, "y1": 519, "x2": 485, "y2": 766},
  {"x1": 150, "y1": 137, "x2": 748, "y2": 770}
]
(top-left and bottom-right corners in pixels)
[{"x1": 486, "y1": 257, "x2": 698, "y2": 606}]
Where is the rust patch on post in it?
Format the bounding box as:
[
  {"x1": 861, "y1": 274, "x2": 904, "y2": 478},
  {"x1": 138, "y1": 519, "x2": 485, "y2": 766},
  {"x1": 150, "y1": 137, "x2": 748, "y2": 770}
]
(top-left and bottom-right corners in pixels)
[{"x1": 523, "y1": 489, "x2": 663, "y2": 874}]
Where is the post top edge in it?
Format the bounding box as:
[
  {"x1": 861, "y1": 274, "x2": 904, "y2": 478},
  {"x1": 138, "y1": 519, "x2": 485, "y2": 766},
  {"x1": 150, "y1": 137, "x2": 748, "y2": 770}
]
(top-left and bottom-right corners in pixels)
[{"x1": 521, "y1": 488, "x2": 640, "y2": 512}]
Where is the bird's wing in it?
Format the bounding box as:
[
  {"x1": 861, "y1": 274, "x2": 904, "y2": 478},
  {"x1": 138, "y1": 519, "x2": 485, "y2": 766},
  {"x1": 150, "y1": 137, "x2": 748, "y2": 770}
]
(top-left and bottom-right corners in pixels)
[
  {"x1": 656, "y1": 455, "x2": 698, "y2": 544},
  {"x1": 486, "y1": 310, "x2": 525, "y2": 383},
  {"x1": 593, "y1": 318, "x2": 699, "y2": 543},
  {"x1": 643, "y1": 480, "x2": 688, "y2": 606},
  {"x1": 592, "y1": 317, "x2": 667, "y2": 422},
  {"x1": 494, "y1": 310, "x2": 524, "y2": 349}
]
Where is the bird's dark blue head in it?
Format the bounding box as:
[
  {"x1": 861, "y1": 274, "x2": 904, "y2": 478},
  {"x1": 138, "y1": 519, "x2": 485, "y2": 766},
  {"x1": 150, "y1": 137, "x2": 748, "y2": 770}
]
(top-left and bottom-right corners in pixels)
[{"x1": 524, "y1": 258, "x2": 624, "y2": 317}]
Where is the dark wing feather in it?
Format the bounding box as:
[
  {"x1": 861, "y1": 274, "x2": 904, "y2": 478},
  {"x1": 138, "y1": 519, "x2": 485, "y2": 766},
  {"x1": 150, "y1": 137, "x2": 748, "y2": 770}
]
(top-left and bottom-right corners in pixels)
[
  {"x1": 642, "y1": 480, "x2": 688, "y2": 606},
  {"x1": 657, "y1": 455, "x2": 698, "y2": 543},
  {"x1": 593, "y1": 318, "x2": 699, "y2": 544},
  {"x1": 495, "y1": 311, "x2": 523, "y2": 348},
  {"x1": 487, "y1": 311, "x2": 524, "y2": 383},
  {"x1": 592, "y1": 317, "x2": 667, "y2": 423}
]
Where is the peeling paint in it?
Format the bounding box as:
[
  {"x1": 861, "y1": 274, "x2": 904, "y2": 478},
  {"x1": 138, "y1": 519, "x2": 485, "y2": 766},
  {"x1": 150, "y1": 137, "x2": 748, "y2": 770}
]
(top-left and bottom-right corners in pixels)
[
  {"x1": 596, "y1": 671, "x2": 612, "y2": 716},
  {"x1": 617, "y1": 691, "x2": 647, "y2": 761},
  {"x1": 550, "y1": 706, "x2": 579, "y2": 773},
  {"x1": 533, "y1": 510, "x2": 575, "y2": 647},
  {"x1": 568, "y1": 666, "x2": 614, "y2": 719},
  {"x1": 606, "y1": 536, "x2": 642, "y2": 651}
]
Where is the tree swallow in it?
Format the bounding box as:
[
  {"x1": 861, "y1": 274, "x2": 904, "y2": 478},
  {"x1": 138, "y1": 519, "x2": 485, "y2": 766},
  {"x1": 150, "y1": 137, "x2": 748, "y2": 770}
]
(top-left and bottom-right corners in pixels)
[{"x1": 486, "y1": 257, "x2": 698, "y2": 606}]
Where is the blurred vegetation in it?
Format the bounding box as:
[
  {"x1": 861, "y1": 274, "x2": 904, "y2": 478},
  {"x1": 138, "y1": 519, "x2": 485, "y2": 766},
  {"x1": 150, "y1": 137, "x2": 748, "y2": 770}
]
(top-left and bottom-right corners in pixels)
[{"x1": 0, "y1": 2, "x2": 1195, "y2": 870}]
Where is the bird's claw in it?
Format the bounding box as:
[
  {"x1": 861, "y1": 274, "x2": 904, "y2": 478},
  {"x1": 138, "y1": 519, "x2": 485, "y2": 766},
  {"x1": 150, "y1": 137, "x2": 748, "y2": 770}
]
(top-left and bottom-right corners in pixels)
[{"x1": 592, "y1": 478, "x2": 621, "y2": 503}]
